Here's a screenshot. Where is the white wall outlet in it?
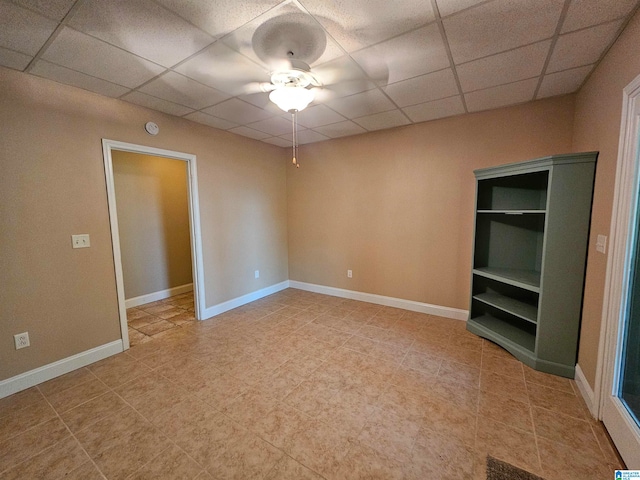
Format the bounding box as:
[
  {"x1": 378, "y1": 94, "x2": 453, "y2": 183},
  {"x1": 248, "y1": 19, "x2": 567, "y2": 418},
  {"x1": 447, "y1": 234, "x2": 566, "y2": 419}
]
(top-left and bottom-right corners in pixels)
[
  {"x1": 255, "y1": 270, "x2": 260, "y2": 279},
  {"x1": 14, "y1": 332, "x2": 30, "y2": 350},
  {"x1": 596, "y1": 234, "x2": 607, "y2": 254},
  {"x1": 347, "y1": 269, "x2": 352, "y2": 278},
  {"x1": 72, "y1": 234, "x2": 90, "y2": 249}
]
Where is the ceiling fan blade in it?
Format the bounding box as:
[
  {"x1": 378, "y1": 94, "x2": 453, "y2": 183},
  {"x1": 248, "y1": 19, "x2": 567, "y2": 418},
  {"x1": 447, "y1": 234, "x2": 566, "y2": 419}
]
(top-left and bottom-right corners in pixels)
[{"x1": 240, "y1": 81, "x2": 277, "y2": 95}]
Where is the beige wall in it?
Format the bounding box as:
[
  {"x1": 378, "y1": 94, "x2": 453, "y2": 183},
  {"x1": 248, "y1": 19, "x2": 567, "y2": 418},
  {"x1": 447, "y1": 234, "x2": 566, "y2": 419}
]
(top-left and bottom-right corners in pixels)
[
  {"x1": 0, "y1": 67, "x2": 288, "y2": 380},
  {"x1": 287, "y1": 95, "x2": 576, "y2": 310},
  {"x1": 113, "y1": 152, "x2": 192, "y2": 299},
  {"x1": 572, "y1": 10, "x2": 640, "y2": 387}
]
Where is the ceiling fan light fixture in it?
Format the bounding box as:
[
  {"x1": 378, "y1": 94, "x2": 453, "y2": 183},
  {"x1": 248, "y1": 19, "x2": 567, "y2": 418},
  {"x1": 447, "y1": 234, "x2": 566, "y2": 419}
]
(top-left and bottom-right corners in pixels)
[{"x1": 269, "y1": 85, "x2": 314, "y2": 113}]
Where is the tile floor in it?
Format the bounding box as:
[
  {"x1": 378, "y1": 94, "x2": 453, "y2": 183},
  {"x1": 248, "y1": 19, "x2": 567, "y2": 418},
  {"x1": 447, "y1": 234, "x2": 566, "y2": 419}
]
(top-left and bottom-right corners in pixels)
[
  {"x1": 0, "y1": 288, "x2": 625, "y2": 479},
  {"x1": 126, "y1": 292, "x2": 196, "y2": 346}
]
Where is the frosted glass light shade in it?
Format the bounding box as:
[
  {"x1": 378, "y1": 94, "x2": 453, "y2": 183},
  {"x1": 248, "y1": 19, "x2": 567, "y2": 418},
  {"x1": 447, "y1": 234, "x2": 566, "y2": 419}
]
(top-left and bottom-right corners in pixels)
[{"x1": 269, "y1": 86, "x2": 314, "y2": 112}]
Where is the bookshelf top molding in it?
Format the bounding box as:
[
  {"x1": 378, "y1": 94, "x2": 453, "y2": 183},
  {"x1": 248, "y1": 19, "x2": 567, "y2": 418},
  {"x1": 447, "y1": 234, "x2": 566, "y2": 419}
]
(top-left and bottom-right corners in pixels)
[{"x1": 474, "y1": 152, "x2": 598, "y2": 180}]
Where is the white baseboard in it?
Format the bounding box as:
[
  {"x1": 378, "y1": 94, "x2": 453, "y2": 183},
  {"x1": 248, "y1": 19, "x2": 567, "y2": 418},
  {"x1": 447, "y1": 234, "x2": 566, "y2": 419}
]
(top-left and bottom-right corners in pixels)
[
  {"x1": 125, "y1": 283, "x2": 193, "y2": 309},
  {"x1": 289, "y1": 280, "x2": 469, "y2": 321},
  {"x1": 575, "y1": 363, "x2": 597, "y2": 417},
  {"x1": 201, "y1": 281, "x2": 290, "y2": 319},
  {"x1": 0, "y1": 340, "x2": 123, "y2": 399}
]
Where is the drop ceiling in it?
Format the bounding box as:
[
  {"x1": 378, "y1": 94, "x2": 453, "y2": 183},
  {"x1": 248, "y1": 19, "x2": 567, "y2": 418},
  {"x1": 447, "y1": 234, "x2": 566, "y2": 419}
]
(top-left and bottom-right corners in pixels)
[{"x1": 1, "y1": 0, "x2": 638, "y2": 147}]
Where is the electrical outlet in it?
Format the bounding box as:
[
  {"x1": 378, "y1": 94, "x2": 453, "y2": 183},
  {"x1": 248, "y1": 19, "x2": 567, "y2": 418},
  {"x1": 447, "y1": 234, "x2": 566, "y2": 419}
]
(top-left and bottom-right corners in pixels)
[
  {"x1": 255, "y1": 270, "x2": 260, "y2": 279},
  {"x1": 347, "y1": 269, "x2": 352, "y2": 278},
  {"x1": 72, "y1": 234, "x2": 90, "y2": 249},
  {"x1": 14, "y1": 332, "x2": 30, "y2": 350},
  {"x1": 596, "y1": 234, "x2": 607, "y2": 254}
]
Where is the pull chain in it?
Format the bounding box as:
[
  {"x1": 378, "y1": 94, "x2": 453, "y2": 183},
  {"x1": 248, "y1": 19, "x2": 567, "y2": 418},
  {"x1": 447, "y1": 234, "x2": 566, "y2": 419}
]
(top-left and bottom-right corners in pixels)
[{"x1": 292, "y1": 111, "x2": 299, "y2": 168}]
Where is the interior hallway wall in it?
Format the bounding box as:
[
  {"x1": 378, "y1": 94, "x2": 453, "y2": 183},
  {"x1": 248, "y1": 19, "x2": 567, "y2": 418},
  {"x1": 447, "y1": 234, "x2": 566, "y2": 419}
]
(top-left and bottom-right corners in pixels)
[{"x1": 112, "y1": 151, "x2": 192, "y2": 300}]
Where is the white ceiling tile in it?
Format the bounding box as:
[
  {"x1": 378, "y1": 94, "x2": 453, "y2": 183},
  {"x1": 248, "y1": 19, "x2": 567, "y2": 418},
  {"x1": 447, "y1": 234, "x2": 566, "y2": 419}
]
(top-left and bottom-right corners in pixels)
[
  {"x1": 313, "y1": 56, "x2": 377, "y2": 99},
  {"x1": 457, "y1": 40, "x2": 551, "y2": 92},
  {"x1": 183, "y1": 111, "x2": 238, "y2": 130},
  {"x1": 228, "y1": 125, "x2": 272, "y2": 140},
  {"x1": 68, "y1": 0, "x2": 214, "y2": 67},
  {"x1": 262, "y1": 136, "x2": 292, "y2": 147},
  {"x1": 383, "y1": 69, "x2": 459, "y2": 107},
  {"x1": 352, "y1": 24, "x2": 450, "y2": 86},
  {"x1": 221, "y1": 2, "x2": 328, "y2": 67},
  {"x1": 203, "y1": 98, "x2": 274, "y2": 124},
  {"x1": 562, "y1": 0, "x2": 638, "y2": 33},
  {"x1": 175, "y1": 42, "x2": 269, "y2": 96},
  {"x1": 12, "y1": 0, "x2": 76, "y2": 21},
  {"x1": 465, "y1": 78, "x2": 538, "y2": 112},
  {"x1": 436, "y1": 0, "x2": 487, "y2": 17},
  {"x1": 248, "y1": 116, "x2": 294, "y2": 136},
  {"x1": 300, "y1": 0, "x2": 435, "y2": 52},
  {"x1": 325, "y1": 88, "x2": 396, "y2": 118},
  {"x1": 287, "y1": 129, "x2": 329, "y2": 144},
  {"x1": 402, "y1": 95, "x2": 465, "y2": 122},
  {"x1": 122, "y1": 91, "x2": 195, "y2": 116},
  {"x1": 0, "y1": 46, "x2": 32, "y2": 70},
  {"x1": 0, "y1": 2, "x2": 57, "y2": 55},
  {"x1": 42, "y1": 27, "x2": 166, "y2": 88},
  {"x1": 156, "y1": 0, "x2": 279, "y2": 38},
  {"x1": 353, "y1": 109, "x2": 410, "y2": 131},
  {"x1": 537, "y1": 65, "x2": 594, "y2": 99},
  {"x1": 547, "y1": 20, "x2": 623, "y2": 73},
  {"x1": 313, "y1": 120, "x2": 367, "y2": 138},
  {"x1": 293, "y1": 104, "x2": 346, "y2": 128},
  {"x1": 30, "y1": 60, "x2": 130, "y2": 97},
  {"x1": 444, "y1": 0, "x2": 565, "y2": 64},
  {"x1": 139, "y1": 71, "x2": 229, "y2": 109}
]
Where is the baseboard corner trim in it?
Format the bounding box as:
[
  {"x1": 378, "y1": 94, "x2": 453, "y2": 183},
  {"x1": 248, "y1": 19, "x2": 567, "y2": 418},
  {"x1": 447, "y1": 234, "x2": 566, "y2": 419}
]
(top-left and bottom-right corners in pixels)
[
  {"x1": 575, "y1": 363, "x2": 597, "y2": 417},
  {"x1": 201, "y1": 280, "x2": 290, "y2": 320},
  {"x1": 288, "y1": 280, "x2": 468, "y2": 321},
  {"x1": 125, "y1": 283, "x2": 194, "y2": 309},
  {"x1": 0, "y1": 340, "x2": 123, "y2": 399}
]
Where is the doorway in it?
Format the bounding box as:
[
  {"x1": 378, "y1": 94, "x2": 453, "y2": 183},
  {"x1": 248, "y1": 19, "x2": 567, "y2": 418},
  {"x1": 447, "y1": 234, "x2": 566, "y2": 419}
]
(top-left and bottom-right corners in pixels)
[
  {"x1": 102, "y1": 140, "x2": 205, "y2": 349},
  {"x1": 598, "y1": 73, "x2": 640, "y2": 468}
]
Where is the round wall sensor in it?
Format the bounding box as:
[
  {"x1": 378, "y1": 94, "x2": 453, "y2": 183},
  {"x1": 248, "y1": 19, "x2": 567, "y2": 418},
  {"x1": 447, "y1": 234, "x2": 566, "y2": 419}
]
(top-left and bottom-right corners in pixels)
[{"x1": 145, "y1": 122, "x2": 159, "y2": 136}]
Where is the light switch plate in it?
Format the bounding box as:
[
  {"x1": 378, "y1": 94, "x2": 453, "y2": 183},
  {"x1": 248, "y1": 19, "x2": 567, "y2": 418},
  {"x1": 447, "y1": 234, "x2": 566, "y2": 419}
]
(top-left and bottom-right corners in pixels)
[{"x1": 72, "y1": 234, "x2": 90, "y2": 249}]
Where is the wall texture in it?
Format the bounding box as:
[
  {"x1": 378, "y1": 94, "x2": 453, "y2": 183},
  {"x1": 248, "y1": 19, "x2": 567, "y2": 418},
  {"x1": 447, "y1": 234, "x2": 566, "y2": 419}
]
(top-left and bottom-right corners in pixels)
[
  {"x1": 113, "y1": 151, "x2": 192, "y2": 300},
  {"x1": 287, "y1": 95, "x2": 576, "y2": 310},
  {"x1": 0, "y1": 68, "x2": 288, "y2": 380},
  {"x1": 572, "y1": 10, "x2": 640, "y2": 388}
]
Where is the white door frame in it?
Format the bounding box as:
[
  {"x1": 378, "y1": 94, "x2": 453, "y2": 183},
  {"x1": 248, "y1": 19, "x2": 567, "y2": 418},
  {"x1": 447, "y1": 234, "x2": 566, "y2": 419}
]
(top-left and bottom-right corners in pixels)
[
  {"x1": 596, "y1": 73, "x2": 640, "y2": 467},
  {"x1": 102, "y1": 139, "x2": 206, "y2": 349}
]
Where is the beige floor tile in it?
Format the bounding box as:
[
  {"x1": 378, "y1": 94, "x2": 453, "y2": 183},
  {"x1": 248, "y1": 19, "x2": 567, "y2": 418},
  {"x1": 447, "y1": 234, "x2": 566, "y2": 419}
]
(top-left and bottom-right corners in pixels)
[
  {"x1": 46, "y1": 377, "x2": 109, "y2": 413},
  {"x1": 0, "y1": 417, "x2": 70, "y2": 473},
  {"x1": 128, "y1": 444, "x2": 204, "y2": 480},
  {"x1": 0, "y1": 397, "x2": 57, "y2": 442},
  {"x1": 481, "y1": 352, "x2": 524, "y2": 379},
  {"x1": 527, "y1": 382, "x2": 589, "y2": 419},
  {"x1": 0, "y1": 436, "x2": 90, "y2": 480},
  {"x1": 478, "y1": 390, "x2": 533, "y2": 432},
  {"x1": 209, "y1": 430, "x2": 284, "y2": 480},
  {"x1": 475, "y1": 417, "x2": 542, "y2": 475},
  {"x1": 254, "y1": 404, "x2": 309, "y2": 450},
  {"x1": 438, "y1": 359, "x2": 481, "y2": 388},
  {"x1": 524, "y1": 365, "x2": 575, "y2": 394},
  {"x1": 64, "y1": 460, "x2": 106, "y2": 480},
  {"x1": 538, "y1": 436, "x2": 612, "y2": 479},
  {"x1": 421, "y1": 394, "x2": 477, "y2": 446},
  {"x1": 480, "y1": 370, "x2": 529, "y2": 404},
  {"x1": 405, "y1": 427, "x2": 475, "y2": 479},
  {"x1": 38, "y1": 368, "x2": 96, "y2": 397},
  {"x1": 0, "y1": 388, "x2": 44, "y2": 418},
  {"x1": 137, "y1": 319, "x2": 178, "y2": 336},
  {"x1": 333, "y1": 441, "x2": 405, "y2": 480},
  {"x1": 88, "y1": 353, "x2": 153, "y2": 389},
  {"x1": 532, "y1": 406, "x2": 603, "y2": 457},
  {"x1": 357, "y1": 410, "x2": 421, "y2": 463},
  {"x1": 60, "y1": 391, "x2": 128, "y2": 433},
  {"x1": 401, "y1": 350, "x2": 441, "y2": 376},
  {"x1": 431, "y1": 377, "x2": 480, "y2": 413},
  {"x1": 222, "y1": 388, "x2": 279, "y2": 428},
  {"x1": 264, "y1": 454, "x2": 325, "y2": 480}
]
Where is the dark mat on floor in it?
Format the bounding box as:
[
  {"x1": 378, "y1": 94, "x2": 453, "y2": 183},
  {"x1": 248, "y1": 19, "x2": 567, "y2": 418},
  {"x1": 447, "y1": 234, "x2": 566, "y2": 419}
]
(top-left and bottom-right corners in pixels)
[{"x1": 486, "y1": 456, "x2": 545, "y2": 480}]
